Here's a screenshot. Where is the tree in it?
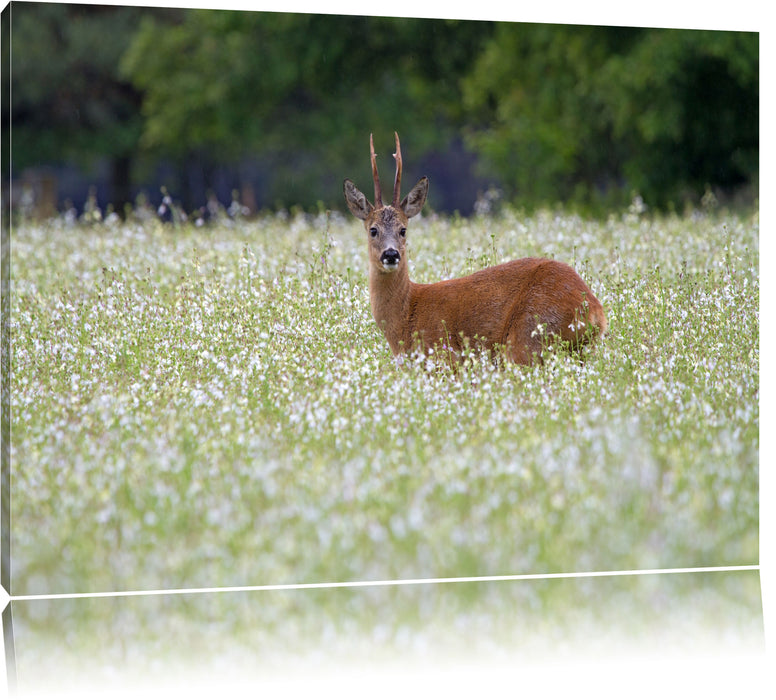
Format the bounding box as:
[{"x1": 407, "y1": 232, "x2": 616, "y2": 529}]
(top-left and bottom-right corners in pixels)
[
  {"x1": 6, "y1": 2, "x2": 179, "y2": 211},
  {"x1": 120, "y1": 10, "x2": 494, "y2": 210},
  {"x1": 7, "y1": 8, "x2": 758, "y2": 216},
  {"x1": 600, "y1": 29, "x2": 758, "y2": 206},
  {"x1": 462, "y1": 23, "x2": 758, "y2": 210}
]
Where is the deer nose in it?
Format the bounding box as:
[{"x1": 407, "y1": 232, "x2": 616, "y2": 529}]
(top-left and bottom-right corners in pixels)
[{"x1": 380, "y1": 248, "x2": 401, "y2": 270}]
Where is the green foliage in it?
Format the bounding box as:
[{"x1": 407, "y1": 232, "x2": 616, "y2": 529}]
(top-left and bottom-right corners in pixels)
[
  {"x1": 120, "y1": 11, "x2": 493, "y2": 207},
  {"x1": 462, "y1": 23, "x2": 758, "y2": 210},
  {"x1": 7, "y1": 7, "x2": 759, "y2": 213},
  {"x1": 7, "y1": 2, "x2": 164, "y2": 168},
  {"x1": 120, "y1": 13, "x2": 758, "y2": 211},
  {"x1": 5, "y1": 2, "x2": 179, "y2": 207},
  {"x1": 601, "y1": 30, "x2": 759, "y2": 206}
]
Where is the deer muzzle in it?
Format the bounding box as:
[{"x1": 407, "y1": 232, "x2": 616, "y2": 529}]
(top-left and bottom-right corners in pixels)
[{"x1": 380, "y1": 248, "x2": 401, "y2": 271}]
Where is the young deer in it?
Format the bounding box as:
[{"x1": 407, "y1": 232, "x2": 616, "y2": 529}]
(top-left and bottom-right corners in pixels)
[{"x1": 343, "y1": 132, "x2": 607, "y2": 365}]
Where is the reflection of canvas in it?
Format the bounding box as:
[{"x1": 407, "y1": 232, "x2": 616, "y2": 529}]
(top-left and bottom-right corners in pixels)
[{"x1": 7, "y1": 570, "x2": 766, "y2": 696}]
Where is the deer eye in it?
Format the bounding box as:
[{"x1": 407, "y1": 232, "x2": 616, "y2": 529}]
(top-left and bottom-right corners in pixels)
[
  {"x1": 399, "y1": 228, "x2": 407, "y2": 237},
  {"x1": 369, "y1": 227, "x2": 378, "y2": 237}
]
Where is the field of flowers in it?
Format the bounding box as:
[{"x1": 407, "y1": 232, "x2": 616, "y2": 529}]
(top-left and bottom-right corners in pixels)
[{"x1": 8, "y1": 203, "x2": 761, "y2": 690}]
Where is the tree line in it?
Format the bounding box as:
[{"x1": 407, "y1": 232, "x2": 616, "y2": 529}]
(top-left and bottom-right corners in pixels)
[{"x1": 4, "y1": 3, "x2": 759, "y2": 216}]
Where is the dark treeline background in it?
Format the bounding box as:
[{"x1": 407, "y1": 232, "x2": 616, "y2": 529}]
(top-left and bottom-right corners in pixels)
[{"x1": 3, "y1": 2, "x2": 759, "y2": 218}]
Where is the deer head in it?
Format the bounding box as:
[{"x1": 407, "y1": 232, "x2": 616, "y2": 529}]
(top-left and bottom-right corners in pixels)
[{"x1": 343, "y1": 132, "x2": 429, "y2": 274}]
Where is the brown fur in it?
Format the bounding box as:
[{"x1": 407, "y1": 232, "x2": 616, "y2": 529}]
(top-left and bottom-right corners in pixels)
[{"x1": 343, "y1": 135, "x2": 607, "y2": 365}]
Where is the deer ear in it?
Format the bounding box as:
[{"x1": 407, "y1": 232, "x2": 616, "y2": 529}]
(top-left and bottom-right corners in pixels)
[
  {"x1": 401, "y1": 177, "x2": 428, "y2": 219},
  {"x1": 344, "y1": 179, "x2": 373, "y2": 220}
]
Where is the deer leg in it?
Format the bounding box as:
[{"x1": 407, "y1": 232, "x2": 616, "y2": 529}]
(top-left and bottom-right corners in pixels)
[{"x1": 504, "y1": 313, "x2": 546, "y2": 366}]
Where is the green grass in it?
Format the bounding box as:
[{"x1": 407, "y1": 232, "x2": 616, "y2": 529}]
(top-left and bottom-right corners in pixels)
[{"x1": 10, "y1": 206, "x2": 758, "y2": 598}]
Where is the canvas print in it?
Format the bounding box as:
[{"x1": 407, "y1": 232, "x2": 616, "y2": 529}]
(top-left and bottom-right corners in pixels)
[{"x1": 0, "y1": 1, "x2": 762, "y2": 695}]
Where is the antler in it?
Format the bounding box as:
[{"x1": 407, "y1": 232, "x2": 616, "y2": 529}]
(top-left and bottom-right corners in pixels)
[
  {"x1": 370, "y1": 132, "x2": 403, "y2": 208},
  {"x1": 370, "y1": 133, "x2": 382, "y2": 207},
  {"x1": 392, "y1": 132, "x2": 403, "y2": 207}
]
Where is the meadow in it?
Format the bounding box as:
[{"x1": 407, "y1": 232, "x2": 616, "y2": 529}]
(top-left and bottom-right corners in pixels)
[{"x1": 7, "y1": 202, "x2": 761, "y2": 687}]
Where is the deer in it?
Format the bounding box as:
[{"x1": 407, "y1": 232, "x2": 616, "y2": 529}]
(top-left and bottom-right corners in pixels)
[{"x1": 343, "y1": 132, "x2": 607, "y2": 365}]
